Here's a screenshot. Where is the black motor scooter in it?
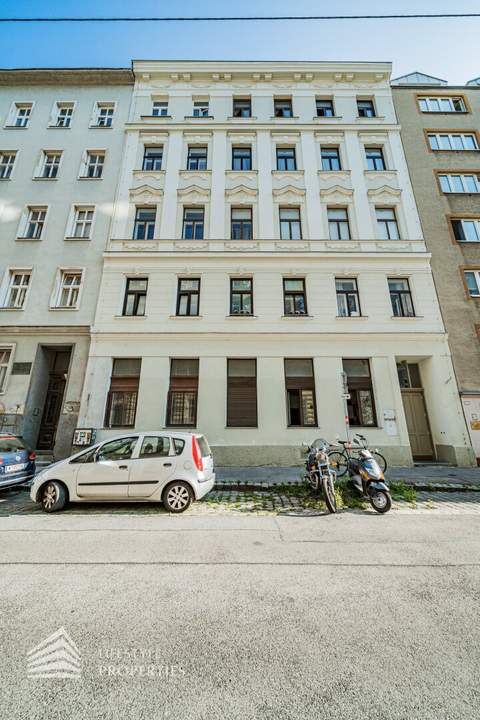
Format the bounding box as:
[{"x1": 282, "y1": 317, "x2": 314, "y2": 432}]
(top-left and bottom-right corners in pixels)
[{"x1": 334, "y1": 437, "x2": 392, "y2": 513}]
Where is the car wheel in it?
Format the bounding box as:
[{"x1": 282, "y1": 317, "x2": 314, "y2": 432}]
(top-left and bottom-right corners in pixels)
[
  {"x1": 41, "y1": 481, "x2": 67, "y2": 513},
  {"x1": 163, "y1": 481, "x2": 193, "y2": 513}
]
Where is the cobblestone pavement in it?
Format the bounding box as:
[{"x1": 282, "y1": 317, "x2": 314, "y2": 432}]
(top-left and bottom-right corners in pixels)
[{"x1": 2, "y1": 484, "x2": 480, "y2": 516}]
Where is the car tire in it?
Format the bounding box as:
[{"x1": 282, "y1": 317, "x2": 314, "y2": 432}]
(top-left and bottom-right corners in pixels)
[
  {"x1": 162, "y1": 481, "x2": 193, "y2": 513},
  {"x1": 41, "y1": 481, "x2": 67, "y2": 513}
]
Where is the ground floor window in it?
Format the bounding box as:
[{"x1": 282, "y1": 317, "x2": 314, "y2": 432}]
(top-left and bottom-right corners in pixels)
[
  {"x1": 0, "y1": 347, "x2": 13, "y2": 393},
  {"x1": 227, "y1": 359, "x2": 257, "y2": 427},
  {"x1": 105, "y1": 358, "x2": 141, "y2": 428},
  {"x1": 343, "y1": 358, "x2": 376, "y2": 427},
  {"x1": 166, "y1": 359, "x2": 199, "y2": 426},
  {"x1": 284, "y1": 358, "x2": 317, "y2": 426}
]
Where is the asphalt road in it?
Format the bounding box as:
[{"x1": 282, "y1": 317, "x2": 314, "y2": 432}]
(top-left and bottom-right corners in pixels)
[{"x1": 1, "y1": 506, "x2": 479, "y2": 720}]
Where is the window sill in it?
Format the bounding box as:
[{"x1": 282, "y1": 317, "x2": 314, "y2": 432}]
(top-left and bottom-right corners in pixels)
[
  {"x1": 3, "y1": 125, "x2": 29, "y2": 129},
  {"x1": 287, "y1": 425, "x2": 318, "y2": 429},
  {"x1": 390, "y1": 315, "x2": 423, "y2": 319},
  {"x1": 272, "y1": 169, "x2": 304, "y2": 175},
  {"x1": 32, "y1": 177, "x2": 58, "y2": 181},
  {"x1": 281, "y1": 314, "x2": 313, "y2": 319},
  {"x1": 16, "y1": 237, "x2": 41, "y2": 242},
  {"x1": 0, "y1": 178, "x2": 12, "y2": 181},
  {"x1": 140, "y1": 114, "x2": 172, "y2": 119},
  {"x1": 184, "y1": 115, "x2": 214, "y2": 119},
  {"x1": 225, "y1": 169, "x2": 258, "y2": 175},
  {"x1": 65, "y1": 236, "x2": 91, "y2": 241},
  {"x1": 180, "y1": 169, "x2": 212, "y2": 174},
  {"x1": 356, "y1": 115, "x2": 385, "y2": 121},
  {"x1": 89, "y1": 124, "x2": 113, "y2": 129},
  {"x1": 78, "y1": 176, "x2": 103, "y2": 180},
  {"x1": 270, "y1": 116, "x2": 299, "y2": 120},
  {"x1": 133, "y1": 169, "x2": 165, "y2": 175},
  {"x1": 225, "y1": 426, "x2": 258, "y2": 429},
  {"x1": 420, "y1": 110, "x2": 469, "y2": 115},
  {"x1": 313, "y1": 115, "x2": 343, "y2": 120},
  {"x1": 431, "y1": 149, "x2": 480, "y2": 153},
  {"x1": 113, "y1": 314, "x2": 147, "y2": 319},
  {"x1": 169, "y1": 314, "x2": 202, "y2": 319},
  {"x1": 226, "y1": 314, "x2": 257, "y2": 319},
  {"x1": 47, "y1": 125, "x2": 71, "y2": 129},
  {"x1": 0, "y1": 307, "x2": 24, "y2": 312},
  {"x1": 335, "y1": 315, "x2": 368, "y2": 319},
  {"x1": 227, "y1": 116, "x2": 257, "y2": 121},
  {"x1": 49, "y1": 306, "x2": 79, "y2": 311},
  {"x1": 364, "y1": 169, "x2": 395, "y2": 175}
]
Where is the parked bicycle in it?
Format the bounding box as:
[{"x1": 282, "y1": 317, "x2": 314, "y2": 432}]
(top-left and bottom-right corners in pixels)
[
  {"x1": 302, "y1": 438, "x2": 337, "y2": 514},
  {"x1": 328, "y1": 434, "x2": 387, "y2": 478}
]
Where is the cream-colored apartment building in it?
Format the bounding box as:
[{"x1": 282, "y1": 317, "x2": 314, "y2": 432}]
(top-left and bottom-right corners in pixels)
[{"x1": 75, "y1": 60, "x2": 473, "y2": 466}]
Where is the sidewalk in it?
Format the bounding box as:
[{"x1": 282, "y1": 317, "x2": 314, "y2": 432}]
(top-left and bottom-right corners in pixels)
[{"x1": 215, "y1": 465, "x2": 480, "y2": 491}]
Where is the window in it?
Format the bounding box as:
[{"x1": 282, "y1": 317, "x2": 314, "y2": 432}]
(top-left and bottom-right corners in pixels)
[
  {"x1": 85, "y1": 151, "x2": 105, "y2": 178},
  {"x1": 365, "y1": 147, "x2": 386, "y2": 171},
  {"x1": 182, "y1": 208, "x2": 204, "y2": 239},
  {"x1": 465, "y1": 271, "x2": 480, "y2": 297},
  {"x1": 357, "y1": 99, "x2": 376, "y2": 117},
  {"x1": 283, "y1": 278, "x2": 307, "y2": 315},
  {"x1": 71, "y1": 206, "x2": 94, "y2": 239},
  {"x1": 343, "y1": 359, "x2": 376, "y2": 426},
  {"x1": 166, "y1": 359, "x2": 199, "y2": 426},
  {"x1": 54, "y1": 271, "x2": 82, "y2": 308},
  {"x1": 233, "y1": 98, "x2": 251, "y2": 117},
  {"x1": 428, "y1": 133, "x2": 478, "y2": 151},
  {"x1": 142, "y1": 146, "x2": 163, "y2": 171},
  {"x1": 230, "y1": 278, "x2": 253, "y2": 315},
  {"x1": 38, "y1": 151, "x2": 61, "y2": 179},
  {"x1": 105, "y1": 358, "x2": 141, "y2": 428},
  {"x1": 231, "y1": 207, "x2": 252, "y2": 239},
  {"x1": 176, "y1": 278, "x2": 200, "y2": 316},
  {"x1": 418, "y1": 96, "x2": 466, "y2": 113},
  {"x1": 328, "y1": 208, "x2": 351, "y2": 240},
  {"x1": 0, "y1": 152, "x2": 16, "y2": 179},
  {"x1": 123, "y1": 278, "x2": 148, "y2": 316},
  {"x1": 284, "y1": 359, "x2": 317, "y2": 427},
  {"x1": 192, "y1": 101, "x2": 209, "y2": 117},
  {"x1": 388, "y1": 278, "x2": 415, "y2": 317},
  {"x1": 95, "y1": 102, "x2": 114, "y2": 127},
  {"x1": 276, "y1": 147, "x2": 296, "y2": 171},
  {"x1": 97, "y1": 437, "x2": 138, "y2": 461},
  {"x1": 152, "y1": 101, "x2": 168, "y2": 116},
  {"x1": 139, "y1": 436, "x2": 170, "y2": 458},
  {"x1": 279, "y1": 207, "x2": 302, "y2": 240},
  {"x1": 12, "y1": 103, "x2": 32, "y2": 128},
  {"x1": 336, "y1": 278, "x2": 360, "y2": 317},
  {"x1": 274, "y1": 98, "x2": 293, "y2": 118},
  {"x1": 0, "y1": 348, "x2": 13, "y2": 393},
  {"x1": 4, "y1": 271, "x2": 30, "y2": 309},
  {"x1": 321, "y1": 147, "x2": 341, "y2": 171},
  {"x1": 452, "y1": 218, "x2": 480, "y2": 242},
  {"x1": 24, "y1": 207, "x2": 47, "y2": 239},
  {"x1": 439, "y1": 173, "x2": 480, "y2": 194},
  {"x1": 133, "y1": 208, "x2": 156, "y2": 240},
  {"x1": 187, "y1": 146, "x2": 207, "y2": 170},
  {"x1": 316, "y1": 98, "x2": 335, "y2": 117},
  {"x1": 54, "y1": 102, "x2": 74, "y2": 127},
  {"x1": 227, "y1": 359, "x2": 257, "y2": 427},
  {"x1": 397, "y1": 361, "x2": 422, "y2": 390},
  {"x1": 376, "y1": 208, "x2": 400, "y2": 240},
  {"x1": 232, "y1": 146, "x2": 252, "y2": 170}
]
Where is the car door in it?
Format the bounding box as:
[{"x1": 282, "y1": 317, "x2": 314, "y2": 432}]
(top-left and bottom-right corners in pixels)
[
  {"x1": 128, "y1": 435, "x2": 176, "y2": 498},
  {"x1": 76, "y1": 436, "x2": 139, "y2": 499}
]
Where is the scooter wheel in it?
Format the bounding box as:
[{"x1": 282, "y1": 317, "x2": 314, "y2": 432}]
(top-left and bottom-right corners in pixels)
[
  {"x1": 369, "y1": 489, "x2": 392, "y2": 514},
  {"x1": 321, "y1": 474, "x2": 337, "y2": 514}
]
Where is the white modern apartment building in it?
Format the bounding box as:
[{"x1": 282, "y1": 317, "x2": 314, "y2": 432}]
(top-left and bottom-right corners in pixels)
[
  {"x1": 75, "y1": 60, "x2": 475, "y2": 466},
  {"x1": 0, "y1": 68, "x2": 133, "y2": 457}
]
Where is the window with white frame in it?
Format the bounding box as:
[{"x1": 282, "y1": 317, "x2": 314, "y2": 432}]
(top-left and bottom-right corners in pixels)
[
  {"x1": 428, "y1": 133, "x2": 478, "y2": 151},
  {"x1": 53, "y1": 102, "x2": 74, "y2": 127},
  {"x1": 192, "y1": 100, "x2": 209, "y2": 117},
  {"x1": 94, "y1": 102, "x2": 115, "y2": 127},
  {"x1": 279, "y1": 207, "x2": 302, "y2": 240},
  {"x1": 418, "y1": 96, "x2": 466, "y2": 113},
  {"x1": 4, "y1": 270, "x2": 31, "y2": 309},
  {"x1": 10, "y1": 103, "x2": 32, "y2": 128},
  {"x1": 452, "y1": 218, "x2": 480, "y2": 242},
  {"x1": 336, "y1": 278, "x2": 361, "y2": 317},
  {"x1": 83, "y1": 151, "x2": 105, "y2": 178},
  {"x1": 38, "y1": 151, "x2": 61, "y2": 179},
  {"x1": 0, "y1": 347, "x2": 13, "y2": 393},
  {"x1": 22, "y1": 207, "x2": 47, "y2": 239},
  {"x1": 152, "y1": 100, "x2": 168, "y2": 116},
  {"x1": 53, "y1": 270, "x2": 83, "y2": 308},
  {"x1": 438, "y1": 173, "x2": 480, "y2": 193},
  {"x1": 328, "y1": 208, "x2": 351, "y2": 240},
  {"x1": 464, "y1": 271, "x2": 480, "y2": 298},
  {"x1": 0, "y1": 152, "x2": 16, "y2": 179},
  {"x1": 375, "y1": 207, "x2": 400, "y2": 240},
  {"x1": 70, "y1": 206, "x2": 94, "y2": 239}
]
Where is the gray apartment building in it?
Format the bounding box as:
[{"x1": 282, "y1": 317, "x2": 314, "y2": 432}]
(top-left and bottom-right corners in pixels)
[{"x1": 392, "y1": 72, "x2": 480, "y2": 461}]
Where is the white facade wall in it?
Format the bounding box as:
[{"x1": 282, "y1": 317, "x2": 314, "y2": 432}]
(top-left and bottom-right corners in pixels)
[{"x1": 75, "y1": 61, "x2": 473, "y2": 466}]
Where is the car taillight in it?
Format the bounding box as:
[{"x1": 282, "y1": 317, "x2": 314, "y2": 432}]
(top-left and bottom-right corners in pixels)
[
  {"x1": 28, "y1": 452, "x2": 36, "y2": 461},
  {"x1": 192, "y1": 436, "x2": 203, "y2": 472}
]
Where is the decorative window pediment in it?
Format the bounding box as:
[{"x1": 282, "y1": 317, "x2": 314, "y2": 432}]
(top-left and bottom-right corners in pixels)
[
  {"x1": 367, "y1": 185, "x2": 402, "y2": 202},
  {"x1": 272, "y1": 184, "x2": 306, "y2": 203},
  {"x1": 319, "y1": 185, "x2": 354, "y2": 203},
  {"x1": 225, "y1": 184, "x2": 258, "y2": 203},
  {"x1": 129, "y1": 184, "x2": 163, "y2": 201}
]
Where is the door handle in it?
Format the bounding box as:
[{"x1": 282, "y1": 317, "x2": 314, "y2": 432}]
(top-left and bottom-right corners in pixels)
[
  {"x1": 118, "y1": 465, "x2": 128, "y2": 469},
  {"x1": 163, "y1": 462, "x2": 172, "y2": 467}
]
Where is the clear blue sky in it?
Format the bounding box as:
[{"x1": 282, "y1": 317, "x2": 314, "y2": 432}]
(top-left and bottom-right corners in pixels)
[{"x1": 0, "y1": 0, "x2": 479, "y2": 84}]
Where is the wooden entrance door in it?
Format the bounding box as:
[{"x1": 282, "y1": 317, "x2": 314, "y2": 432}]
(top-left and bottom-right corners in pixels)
[
  {"x1": 401, "y1": 390, "x2": 434, "y2": 461},
  {"x1": 37, "y1": 351, "x2": 70, "y2": 451}
]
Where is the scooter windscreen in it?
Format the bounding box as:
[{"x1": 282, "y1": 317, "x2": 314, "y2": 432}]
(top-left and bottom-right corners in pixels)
[{"x1": 362, "y1": 458, "x2": 383, "y2": 479}]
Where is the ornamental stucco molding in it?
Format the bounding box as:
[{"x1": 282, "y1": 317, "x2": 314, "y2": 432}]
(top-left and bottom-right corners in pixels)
[
  {"x1": 174, "y1": 241, "x2": 209, "y2": 250},
  {"x1": 225, "y1": 184, "x2": 258, "y2": 202},
  {"x1": 129, "y1": 184, "x2": 164, "y2": 201},
  {"x1": 225, "y1": 242, "x2": 260, "y2": 251},
  {"x1": 314, "y1": 132, "x2": 345, "y2": 143},
  {"x1": 272, "y1": 185, "x2": 306, "y2": 202},
  {"x1": 177, "y1": 184, "x2": 211, "y2": 202},
  {"x1": 183, "y1": 131, "x2": 213, "y2": 142},
  {"x1": 319, "y1": 185, "x2": 354, "y2": 201},
  {"x1": 139, "y1": 133, "x2": 169, "y2": 144},
  {"x1": 358, "y1": 132, "x2": 388, "y2": 143},
  {"x1": 367, "y1": 185, "x2": 402, "y2": 202}
]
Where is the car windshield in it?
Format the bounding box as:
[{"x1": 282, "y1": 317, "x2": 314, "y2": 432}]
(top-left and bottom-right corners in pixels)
[{"x1": 0, "y1": 437, "x2": 26, "y2": 452}]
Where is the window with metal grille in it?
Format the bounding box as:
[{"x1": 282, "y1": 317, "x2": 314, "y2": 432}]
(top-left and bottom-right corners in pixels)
[
  {"x1": 284, "y1": 358, "x2": 317, "y2": 427},
  {"x1": 105, "y1": 358, "x2": 141, "y2": 428},
  {"x1": 166, "y1": 359, "x2": 199, "y2": 427},
  {"x1": 227, "y1": 359, "x2": 257, "y2": 427}
]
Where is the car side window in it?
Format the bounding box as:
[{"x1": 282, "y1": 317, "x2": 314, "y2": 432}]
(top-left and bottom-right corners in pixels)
[
  {"x1": 96, "y1": 437, "x2": 138, "y2": 462},
  {"x1": 70, "y1": 447, "x2": 97, "y2": 464},
  {"x1": 139, "y1": 436, "x2": 171, "y2": 458},
  {"x1": 172, "y1": 438, "x2": 185, "y2": 455}
]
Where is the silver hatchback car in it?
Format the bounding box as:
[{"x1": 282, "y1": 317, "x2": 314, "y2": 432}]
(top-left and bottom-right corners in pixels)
[{"x1": 30, "y1": 431, "x2": 215, "y2": 513}]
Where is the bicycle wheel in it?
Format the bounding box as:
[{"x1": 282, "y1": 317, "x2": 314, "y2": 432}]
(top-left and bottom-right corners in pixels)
[
  {"x1": 327, "y1": 450, "x2": 348, "y2": 478},
  {"x1": 373, "y1": 451, "x2": 387, "y2": 474}
]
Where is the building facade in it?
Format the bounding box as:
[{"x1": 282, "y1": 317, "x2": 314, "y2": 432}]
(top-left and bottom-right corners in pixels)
[
  {"x1": 392, "y1": 73, "x2": 480, "y2": 461},
  {"x1": 0, "y1": 68, "x2": 133, "y2": 457},
  {"x1": 75, "y1": 60, "x2": 473, "y2": 466}
]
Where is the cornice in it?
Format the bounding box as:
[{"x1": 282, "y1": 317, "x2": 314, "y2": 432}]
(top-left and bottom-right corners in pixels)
[{"x1": 0, "y1": 68, "x2": 133, "y2": 86}]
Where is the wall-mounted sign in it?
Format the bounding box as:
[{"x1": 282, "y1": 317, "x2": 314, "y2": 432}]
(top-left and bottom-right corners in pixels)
[{"x1": 72, "y1": 428, "x2": 96, "y2": 446}]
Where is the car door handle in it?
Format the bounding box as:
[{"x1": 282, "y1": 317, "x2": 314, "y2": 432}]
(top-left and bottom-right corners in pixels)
[
  {"x1": 118, "y1": 465, "x2": 128, "y2": 469},
  {"x1": 163, "y1": 462, "x2": 172, "y2": 467}
]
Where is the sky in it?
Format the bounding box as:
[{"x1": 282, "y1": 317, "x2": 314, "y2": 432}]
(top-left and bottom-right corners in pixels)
[{"x1": 0, "y1": 0, "x2": 479, "y2": 84}]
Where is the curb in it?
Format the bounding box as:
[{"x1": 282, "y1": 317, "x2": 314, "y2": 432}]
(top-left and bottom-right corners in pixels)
[{"x1": 214, "y1": 481, "x2": 480, "y2": 493}]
